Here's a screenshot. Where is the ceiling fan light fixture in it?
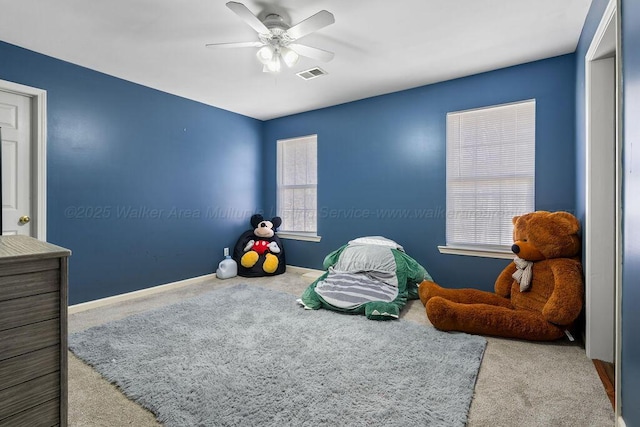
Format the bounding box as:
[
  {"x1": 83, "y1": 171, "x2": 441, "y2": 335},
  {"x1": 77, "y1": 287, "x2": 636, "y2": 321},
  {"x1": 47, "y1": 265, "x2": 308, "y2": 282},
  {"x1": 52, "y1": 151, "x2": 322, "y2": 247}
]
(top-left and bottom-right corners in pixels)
[
  {"x1": 209, "y1": 2, "x2": 335, "y2": 74},
  {"x1": 280, "y1": 46, "x2": 299, "y2": 67},
  {"x1": 265, "y1": 55, "x2": 282, "y2": 73},
  {"x1": 256, "y1": 45, "x2": 275, "y2": 64}
]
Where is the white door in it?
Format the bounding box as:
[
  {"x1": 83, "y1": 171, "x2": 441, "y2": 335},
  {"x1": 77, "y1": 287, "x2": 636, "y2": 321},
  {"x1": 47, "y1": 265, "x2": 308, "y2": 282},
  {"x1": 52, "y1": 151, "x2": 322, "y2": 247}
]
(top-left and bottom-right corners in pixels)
[{"x1": 0, "y1": 90, "x2": 32, "y2": 236}]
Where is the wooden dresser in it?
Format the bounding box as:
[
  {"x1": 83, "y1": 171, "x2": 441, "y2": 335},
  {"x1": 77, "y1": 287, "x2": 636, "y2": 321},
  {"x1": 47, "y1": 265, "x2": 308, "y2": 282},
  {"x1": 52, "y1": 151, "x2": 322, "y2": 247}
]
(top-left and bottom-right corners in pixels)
[{"x1": 0, "y1": 235, "x2": 71, "y2": 427}]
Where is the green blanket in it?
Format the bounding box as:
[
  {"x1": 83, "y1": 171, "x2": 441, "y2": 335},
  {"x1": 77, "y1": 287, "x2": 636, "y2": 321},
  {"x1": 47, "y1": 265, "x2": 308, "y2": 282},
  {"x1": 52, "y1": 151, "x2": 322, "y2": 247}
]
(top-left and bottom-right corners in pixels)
[{"x1": 298, "y1": 236, "x2": 432, "y2": 320}]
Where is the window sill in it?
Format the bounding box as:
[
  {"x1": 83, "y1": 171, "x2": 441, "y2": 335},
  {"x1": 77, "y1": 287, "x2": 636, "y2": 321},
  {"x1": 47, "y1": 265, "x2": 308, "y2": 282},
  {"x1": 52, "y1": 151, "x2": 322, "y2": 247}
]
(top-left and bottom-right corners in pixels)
[
  {"x1": 437, "y1": 245, "x2": 514, "y2": 260},
  {"x1": 277, "y1": 232, "x2": 322, "y2": 242}
]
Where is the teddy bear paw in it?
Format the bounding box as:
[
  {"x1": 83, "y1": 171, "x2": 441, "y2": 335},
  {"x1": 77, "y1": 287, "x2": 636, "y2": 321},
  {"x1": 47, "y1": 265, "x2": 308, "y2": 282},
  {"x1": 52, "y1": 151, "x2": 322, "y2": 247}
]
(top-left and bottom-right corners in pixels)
[
  {"x1": 418, "y1": 280, "x2": 442, "y2": 305},
  {"x1": 425, "y1": 297, "x2": 460, "y2": 331}
]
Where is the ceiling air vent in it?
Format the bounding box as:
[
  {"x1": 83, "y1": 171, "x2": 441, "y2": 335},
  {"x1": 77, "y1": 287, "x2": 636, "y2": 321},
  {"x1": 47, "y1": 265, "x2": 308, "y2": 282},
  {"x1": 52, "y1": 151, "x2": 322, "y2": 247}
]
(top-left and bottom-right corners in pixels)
[{"x1": 296, "y1": 67, "x2": 328, "y2": 81}]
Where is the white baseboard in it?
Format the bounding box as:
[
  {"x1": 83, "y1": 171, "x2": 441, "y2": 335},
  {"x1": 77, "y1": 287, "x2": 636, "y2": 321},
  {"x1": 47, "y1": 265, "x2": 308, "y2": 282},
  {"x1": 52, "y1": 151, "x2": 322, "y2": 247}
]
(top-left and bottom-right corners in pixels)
[
  {"x1": 68, "y1": 265, "x2": 325, "y2": 315},
  {"x1": 68, "y1": 273, "x2": 217, "y2": 314}
]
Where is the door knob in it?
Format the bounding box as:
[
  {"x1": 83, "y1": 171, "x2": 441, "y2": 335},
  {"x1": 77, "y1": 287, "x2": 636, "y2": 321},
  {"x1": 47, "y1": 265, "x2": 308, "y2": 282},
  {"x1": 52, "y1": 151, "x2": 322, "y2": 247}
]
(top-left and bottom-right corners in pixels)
[{"x1": 19, "y1": 215, "x2": 30, "y2": 224}]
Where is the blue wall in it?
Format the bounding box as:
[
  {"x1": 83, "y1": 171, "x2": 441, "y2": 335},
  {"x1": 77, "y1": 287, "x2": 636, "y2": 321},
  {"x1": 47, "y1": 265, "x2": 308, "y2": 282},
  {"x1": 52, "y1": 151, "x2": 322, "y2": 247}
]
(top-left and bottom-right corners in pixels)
[
  {"x1": 0, "y1": 41, "x2": 263, "y2": 304},
  {"x1": 621, "y1": 0, "x2": 640, "y2": 424},
  {"x1": 263, "y1": 54, "x2": 576, "y2": 291}
]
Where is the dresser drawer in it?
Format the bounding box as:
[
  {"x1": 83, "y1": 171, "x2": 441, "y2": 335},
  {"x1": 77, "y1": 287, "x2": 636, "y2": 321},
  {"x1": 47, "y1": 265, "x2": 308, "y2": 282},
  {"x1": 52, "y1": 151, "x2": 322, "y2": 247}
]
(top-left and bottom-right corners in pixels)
[
  {"x1": 0, "y1": 372, "x2": 59, "y2": 423},
  {"x1": 0, "y1": 292, "x2": 60, "y2": 332},
  {"x1": 0, "y1": 270, "x2": 60, "y2": 302},
  {"x1": 0, "y1": 345, "x2": 59, "y2": 391},
  {"x1": 0, "y1": 319, "x2": 60, "y2": 362},
  {"x1": 0, "y1": 258, "x2": 60, "y2": 278},
  {"x1": 0, "y1": 397, "x2": 60, "y2": 427}
]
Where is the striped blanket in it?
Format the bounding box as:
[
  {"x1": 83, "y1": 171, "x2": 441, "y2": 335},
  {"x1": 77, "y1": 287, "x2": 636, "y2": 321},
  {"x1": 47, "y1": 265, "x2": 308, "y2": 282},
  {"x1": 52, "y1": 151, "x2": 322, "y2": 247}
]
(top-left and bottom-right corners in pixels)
[
  {"x1": 315, "y1": 271, "x2": 399, "y2": 309},
  {"x1": 315, "y1": 243, "x2": 400, "y2": 309}
]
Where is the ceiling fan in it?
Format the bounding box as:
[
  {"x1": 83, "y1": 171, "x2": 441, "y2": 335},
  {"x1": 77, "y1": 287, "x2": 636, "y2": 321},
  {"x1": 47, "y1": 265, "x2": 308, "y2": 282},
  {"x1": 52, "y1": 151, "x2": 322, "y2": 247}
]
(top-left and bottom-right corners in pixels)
[{"x1": 206, "y1": 1, "x2": 335, "y2": 73}]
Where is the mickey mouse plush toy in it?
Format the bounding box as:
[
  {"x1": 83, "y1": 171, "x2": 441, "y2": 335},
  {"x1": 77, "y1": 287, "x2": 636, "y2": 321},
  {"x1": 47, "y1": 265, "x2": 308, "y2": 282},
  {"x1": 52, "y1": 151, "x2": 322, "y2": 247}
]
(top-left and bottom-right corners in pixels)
[{"x1": 233, "y1": 214, "x2": 286, "y2": 277}]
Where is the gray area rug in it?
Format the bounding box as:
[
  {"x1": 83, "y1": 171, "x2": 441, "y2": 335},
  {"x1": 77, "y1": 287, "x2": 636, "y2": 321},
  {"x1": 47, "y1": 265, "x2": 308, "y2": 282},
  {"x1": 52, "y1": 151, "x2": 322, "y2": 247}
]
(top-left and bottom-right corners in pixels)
[{"x1": 69, "y1": 284, "x2": 486, "y2": 426}]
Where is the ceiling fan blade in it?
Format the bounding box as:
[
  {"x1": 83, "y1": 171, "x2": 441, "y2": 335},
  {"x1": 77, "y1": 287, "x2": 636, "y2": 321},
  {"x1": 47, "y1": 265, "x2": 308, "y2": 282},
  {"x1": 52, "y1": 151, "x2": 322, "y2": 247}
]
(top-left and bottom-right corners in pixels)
[
  {"x1": 206, "y1": 41, "x2": 264, "y2": 49},
  {"x1": 289, "y1": 43, "x2": 334, "y2": 62},
  {"x1": 286, "y1": 10, "x2": 335, "y2": 40},
  {"x1": 226, "y1": 1, "x2": 270, "y2": 35}
]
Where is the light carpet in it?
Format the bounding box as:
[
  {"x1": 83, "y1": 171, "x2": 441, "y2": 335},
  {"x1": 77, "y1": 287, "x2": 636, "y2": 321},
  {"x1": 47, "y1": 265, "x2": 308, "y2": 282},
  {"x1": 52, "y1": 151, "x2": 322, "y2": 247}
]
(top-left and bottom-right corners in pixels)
[{"x1": 69, "y1": 284, "x2": 486, "y2": 426}]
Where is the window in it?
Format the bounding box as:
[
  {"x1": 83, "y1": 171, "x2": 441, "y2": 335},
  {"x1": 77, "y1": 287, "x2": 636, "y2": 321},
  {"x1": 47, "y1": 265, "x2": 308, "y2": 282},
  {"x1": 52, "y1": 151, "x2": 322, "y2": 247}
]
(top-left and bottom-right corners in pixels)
[
  {"x1": 276, "y1": 135, "x2": 320, "y2": 241},
  {"x1": 440, "y1": 99, "x2": 535, "y2": 258}
]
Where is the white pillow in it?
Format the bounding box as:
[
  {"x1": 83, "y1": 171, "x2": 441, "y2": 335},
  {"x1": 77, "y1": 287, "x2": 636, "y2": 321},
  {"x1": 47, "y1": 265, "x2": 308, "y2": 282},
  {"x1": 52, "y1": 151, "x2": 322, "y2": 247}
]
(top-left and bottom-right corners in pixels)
[{"x1": 347, "y1": 236, "x2": 404, "y2": 251}]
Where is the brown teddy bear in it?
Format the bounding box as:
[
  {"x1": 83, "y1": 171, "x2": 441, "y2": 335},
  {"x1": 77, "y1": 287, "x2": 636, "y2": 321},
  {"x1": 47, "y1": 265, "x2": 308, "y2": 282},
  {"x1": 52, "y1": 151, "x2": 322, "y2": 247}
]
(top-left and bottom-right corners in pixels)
[{"x1": 419, "y1": 211, "x2": 584, "y2": 341}]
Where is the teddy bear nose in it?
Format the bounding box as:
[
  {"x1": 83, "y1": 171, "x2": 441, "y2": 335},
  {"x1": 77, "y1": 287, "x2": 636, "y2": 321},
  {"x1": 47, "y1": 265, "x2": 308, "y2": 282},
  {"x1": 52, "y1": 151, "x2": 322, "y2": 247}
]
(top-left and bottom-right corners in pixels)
[{"x1": 511, "y1": 244, "x2": 520, "y2": 254}]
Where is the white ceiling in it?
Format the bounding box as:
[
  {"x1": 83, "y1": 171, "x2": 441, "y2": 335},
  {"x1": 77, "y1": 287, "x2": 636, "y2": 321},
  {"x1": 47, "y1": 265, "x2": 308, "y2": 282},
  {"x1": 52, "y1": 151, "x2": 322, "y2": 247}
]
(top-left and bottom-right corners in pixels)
[{"x1": 0, "y1": 0, "x2": 592, "y2": 121}]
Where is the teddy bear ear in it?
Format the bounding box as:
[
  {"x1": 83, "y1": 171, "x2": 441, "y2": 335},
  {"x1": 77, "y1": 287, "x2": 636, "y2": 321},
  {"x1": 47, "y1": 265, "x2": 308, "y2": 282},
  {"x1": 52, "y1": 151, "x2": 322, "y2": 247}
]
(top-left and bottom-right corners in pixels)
[
  {"x1": 250, "y1": 214, "x2": 264, "y2": 228},
  {"x1": 512, "y1": 215, "x2": 520, "y2": 225},
  {"x1": 550, "y1": 211, "x2": 580, "y2": 234},
  {"x1": 271, "y1": 216, "x2": 282, "y2": 230}
]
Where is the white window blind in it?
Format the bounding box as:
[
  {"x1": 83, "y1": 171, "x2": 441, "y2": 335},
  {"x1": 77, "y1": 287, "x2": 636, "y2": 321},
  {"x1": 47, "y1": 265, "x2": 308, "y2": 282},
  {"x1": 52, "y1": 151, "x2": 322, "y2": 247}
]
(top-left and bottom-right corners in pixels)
[
  {"x1": 277, "y1": 135, "x2": 318, "y2": 235},
  {"x1": 446, "y1": 99, "x2": 535, "y2": 250}
]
